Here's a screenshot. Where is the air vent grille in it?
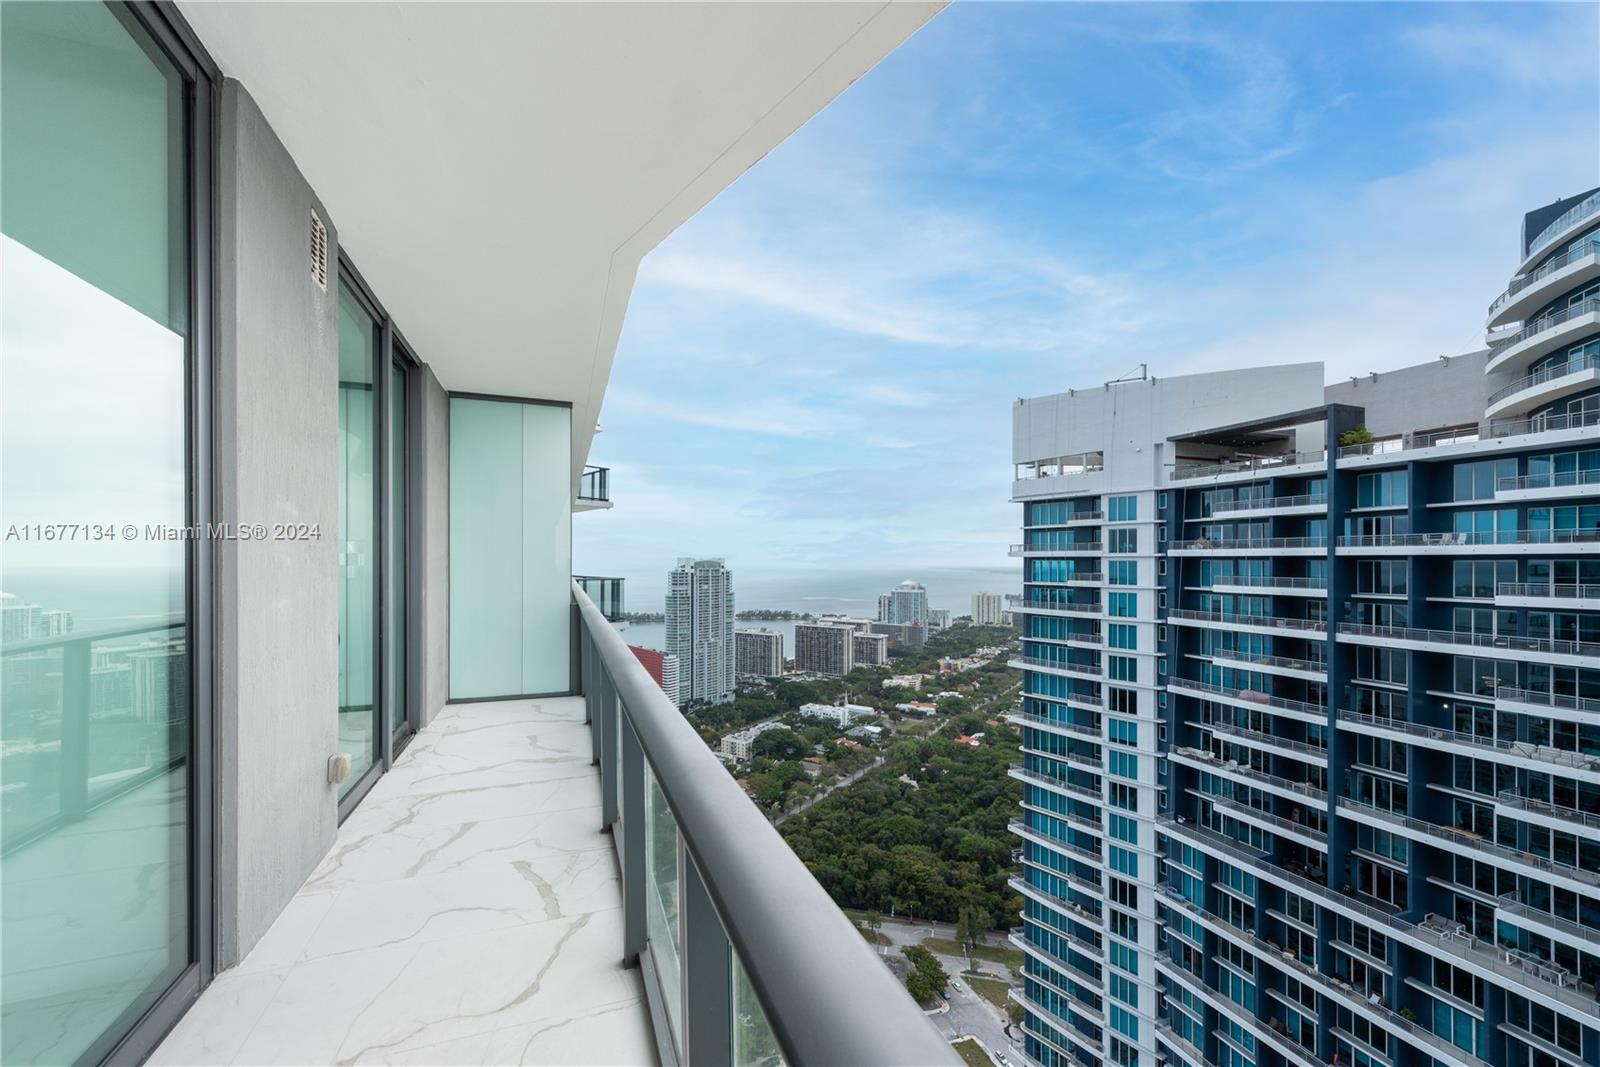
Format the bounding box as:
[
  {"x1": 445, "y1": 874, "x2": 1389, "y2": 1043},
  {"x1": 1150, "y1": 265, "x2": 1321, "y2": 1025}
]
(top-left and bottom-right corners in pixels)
[{"x1": 310, "y1": 211, "x2": 328, "y2": 292}]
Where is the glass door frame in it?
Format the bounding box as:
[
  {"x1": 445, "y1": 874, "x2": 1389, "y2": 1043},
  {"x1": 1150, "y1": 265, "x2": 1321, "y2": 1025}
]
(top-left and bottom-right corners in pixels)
[
  {"x1": 335, "y1": 252, "x2": 421, "y2": 820},
  {"x1": 82, "y1": 3, "x2": 217, "y2": 1063}
]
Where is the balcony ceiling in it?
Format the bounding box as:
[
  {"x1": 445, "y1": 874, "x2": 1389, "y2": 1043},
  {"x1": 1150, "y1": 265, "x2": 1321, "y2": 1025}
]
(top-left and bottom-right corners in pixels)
[{"x1": 179, "y1": 1, "x2": 943, "y2": 479}]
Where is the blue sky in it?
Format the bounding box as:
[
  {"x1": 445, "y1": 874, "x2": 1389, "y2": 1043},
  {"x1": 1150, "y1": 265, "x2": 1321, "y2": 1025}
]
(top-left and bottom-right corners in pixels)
[{"x1": 574, "y1": 1, "x2": 1600, "y2": 594}]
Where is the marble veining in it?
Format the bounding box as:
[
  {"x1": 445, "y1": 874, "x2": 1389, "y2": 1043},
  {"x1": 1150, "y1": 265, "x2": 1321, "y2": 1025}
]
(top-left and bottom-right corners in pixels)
[{"x1": 150, "y1": 698, "x2": 654, "y2": 1066}]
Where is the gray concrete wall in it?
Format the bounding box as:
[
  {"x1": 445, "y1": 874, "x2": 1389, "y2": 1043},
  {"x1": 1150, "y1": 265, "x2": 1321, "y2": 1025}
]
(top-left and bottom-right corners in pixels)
[
  {"x1": 214, "y1": 80, "x2": 341, "y2": 966},
  {"x1": 418, "y1": 365, "x2": 450, "y2": 725},
  {"x1": 1322, "y1": 350, "x2": 1506, "y2": 437}
]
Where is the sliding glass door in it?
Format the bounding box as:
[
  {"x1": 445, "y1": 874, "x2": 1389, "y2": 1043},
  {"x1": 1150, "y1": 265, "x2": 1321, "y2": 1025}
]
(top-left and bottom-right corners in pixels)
[
  {"x1": 1, "y1": 2, "x2": 211, "y2": 1062},
  {"x1": 387, "y1": 355, "x2": 412, "y2": 748}
]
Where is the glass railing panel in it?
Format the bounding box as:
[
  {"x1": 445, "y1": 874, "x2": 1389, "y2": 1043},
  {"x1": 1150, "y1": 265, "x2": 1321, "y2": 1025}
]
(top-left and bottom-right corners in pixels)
[
  {"x1": 732, "y1": 953, "x2": 784, "y2": 1067},
  {"x1": 645, "y1": 760, "x2": 684, "y2": 1049}
]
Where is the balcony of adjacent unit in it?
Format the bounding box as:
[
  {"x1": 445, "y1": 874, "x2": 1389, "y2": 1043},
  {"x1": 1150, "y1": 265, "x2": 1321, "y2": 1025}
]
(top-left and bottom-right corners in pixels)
[
  {"x1": 1485, "y1": 336, "x2": 1600, "y2": 419},
  {"x1": 1519, "y1": 189, "x2": 1600, "y2": 273},
  {"x1": 1011, "y1": 653, "x2": 1103, "y2": 683},
  {"x1": 1006, "y1": 708, "x2": 1103, "y2": 745},
  {"x1": 1009, "y1": 539, "x2": 1103, "y2": 557},
  {"x1": 1009, "y1": 763, "x2": 1103, "y2": 807},
  {"x1": 1496, "y1": 892, "x2": 1600, "y2": 958},
  {"x1": 1496, "y1": 686, "x2": 1600, "y2": 727},
  {"x1": 1338, "y1": 800, "x2": 1600, "y2": 896},
  {"x1": 1337, "y1": 527, "x2": 1600, "y2": 555},
  {"x1": 1205, "y1": 492, "x2": 1328, "y2": 521},
  {"x1": 1338, "y1": 710, "x2": 1600, "y2": 780},
  {"x1": 1007, "y1": 592, "x2": 1103, "y2": 618},
  {"x1": 1200, "y1": 713, "x2": 1329, "y2": 768},
  {"x1": 1168, "y1": 534, "x2": 1326, "y2": 556},
  {"x1": 1337, "y1": 622, "x2": 1600, "y2": 669},
  {"x1": 1167, "y1": 608, "x2": 1329, "y2": 642},
  {"x1": 1170, "y1": 449, "x2": 1328, "y2": 484},
  {"x1": 1166, "y1": 675, "x2": 1329, "y2": 727},
  {"x1": 1495, "y1": 579, "x2": 1600, "y2": 611},
  {"x1": 1201, "y1": 646, "x2": 1328, "y2": 682},
  {"x1": 574, "y1": 463, "x2": 612, "y2": 511},
  {"x1": 573, "y1": 575, "x2": 626, "y2": 620},
  {"x1": 1496, "y1": 466, "x2": 1600, "y2": 501},
  {"x1": 1196, "y1": 572, "x2": 1329, "y2": 599},
  {"x1": 1490, "y1": 235, "x2": 1600, "y2": 328},
  {"x1": 1168, "y1": 745, "x2": 1327, "y2": 809}
]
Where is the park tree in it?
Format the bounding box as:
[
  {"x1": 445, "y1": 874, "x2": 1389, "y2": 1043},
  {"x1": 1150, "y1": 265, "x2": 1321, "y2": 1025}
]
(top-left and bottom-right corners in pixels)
[
  {"x1": 901, "y1": 945, "x2": 949, "y2": 1005},
  {"x1": 956, "y1": 904, "x2": 987, "y2": 969}
]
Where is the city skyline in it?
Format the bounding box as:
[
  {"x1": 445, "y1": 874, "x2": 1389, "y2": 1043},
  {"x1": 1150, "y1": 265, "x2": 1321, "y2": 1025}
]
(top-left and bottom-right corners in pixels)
[{"x1": 572, "y1": 1, "x2": 1599, "y2": 588}]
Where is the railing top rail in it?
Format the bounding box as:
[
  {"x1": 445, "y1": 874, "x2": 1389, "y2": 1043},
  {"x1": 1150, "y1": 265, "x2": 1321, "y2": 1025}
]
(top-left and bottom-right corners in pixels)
[
  {"x1": 572, "y1": 583, "x2": 954, "y2": 1066},
  {"x1": 1337, "y1": 621, "x2": 1600, "y2": 659},
  {"x1": 1339, "y1": 408, "x2": 1600, "y2": 459},
  {"x1": 1171, "y1": 450, "x2": 1327, "y2": 481},
  {"x1": 1209, "y1": 493, "x2": 1328, "y2": 512},
  {"x1": 1175, "y1": 536, "x2": 1325, "y2": 550},
  {"x1": 0, "y1": 616, "x2": 185, "y2": 656}
]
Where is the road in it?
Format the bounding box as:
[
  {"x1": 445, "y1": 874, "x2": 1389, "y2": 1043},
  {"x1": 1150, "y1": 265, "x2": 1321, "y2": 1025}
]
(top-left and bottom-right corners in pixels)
[
  {"x1": 772, "y1": 756, "x2": 885, "y2": 826},
  {"x1": 865, "y1": 917, "x2": 1023, "y2": 1065}
]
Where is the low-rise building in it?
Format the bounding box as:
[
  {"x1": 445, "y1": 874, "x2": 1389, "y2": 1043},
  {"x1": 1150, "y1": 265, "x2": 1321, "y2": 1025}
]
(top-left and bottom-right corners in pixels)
[
  {"x1": 895, "y1": 701, "x2": 938, "y2": 717},
  {"x1": 719, "y1": 720, "x2": 788, "y2": 761},
  {"x1": 869, "y1": 620, "x2": 925, "y2": 650},
  {"x1": 796, "y1": 701, "x2": 872, "y2": 727},
  {"x1": 883, "y1": 674, "x2": 923, "y2": 689}
]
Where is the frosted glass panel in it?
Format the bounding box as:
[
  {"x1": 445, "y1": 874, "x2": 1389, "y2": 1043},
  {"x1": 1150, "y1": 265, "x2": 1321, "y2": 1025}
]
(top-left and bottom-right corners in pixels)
[{"x1": 449, "y1": 399, "x2": 571, "y2": 698}]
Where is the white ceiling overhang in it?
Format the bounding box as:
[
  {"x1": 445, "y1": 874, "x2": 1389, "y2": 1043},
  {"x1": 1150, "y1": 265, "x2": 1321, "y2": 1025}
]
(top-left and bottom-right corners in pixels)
[{"x1": 178, "y1": 1, "x2": 944, "y2": 482}]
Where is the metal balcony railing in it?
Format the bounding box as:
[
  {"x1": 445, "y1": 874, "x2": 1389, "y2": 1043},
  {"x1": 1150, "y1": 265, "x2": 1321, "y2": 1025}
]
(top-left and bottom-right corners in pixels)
[
  {"x1": 1495, "y1": 687, "x2": 1600, "y2": 715},
  {"x1": 1166, "y1": 608, "x2": 1328, "y2": 635},
  {"x1": 1487, "y1": 345, "x2": 1600, "y2": 407},
  {"x1": 1167, "y1": 676, "x2": 1327, "y2": 719},
  {"x1": 1171, "y1": 450, "x2": 1327, "y2": 481},
  {"x1": 1339, "y1": 799, "x2": 1600, "y2": 889},
  {"x1": 1174, "y1": 535, "x2": 1325, "y2": 551},
  {"x1": 1337, "y1": 622, "x2": 1600, "y2": 660},
  {"x1": 1012, "y1": 655, "x2": 1102, "y2": 676},
  {"x1": 1009, "y1": 541, "x2": 1102, "y2": 555},
  {"x1": 1526, "y1": 189, "x2": 1600, "y2": 260},
  {"x1": 1007, "y1": 594, "x2": 1102, "y2": 616},
  {"x1": 1338, "y1": 407, "x2": 1600, "y2": 458},
  {"x1": 577, "y1": 464, "x2": 610, "y2": 502},
  {"x1": 1206, "y1": 648, "x2": 1327, "y2": 674},
  {"x1": 1496, "y1": 789, "x2": 1600, "y2": 832},
  {"x1": 1338, "y1": 528, "x2": 1600, "y2": 548},
  {"x1": 572, "y1": 583, "x2": 954, "y2": 1066},
  {"x1": 572, "y1": 575, "x2": 625, "y2": 620},
  {"x1": 1204, "y1": 574, "x2": 1327, "y2": 592},
  {"x1": 1497, "y1": 468, "x2": 1600, "y2": 493},
  {"x1": 1490, "y1": 237, "x2": 1600, "y2": 318},
  {"x1": 1338, "y1": 710, "x2": 1600, "y2": 771},
  {"x1": 1207, "y1": 493, "x2": 1328, "y2": 514},
  {"x1": 1496, "y1": 580, "x2": 1600, "y2": 600}
]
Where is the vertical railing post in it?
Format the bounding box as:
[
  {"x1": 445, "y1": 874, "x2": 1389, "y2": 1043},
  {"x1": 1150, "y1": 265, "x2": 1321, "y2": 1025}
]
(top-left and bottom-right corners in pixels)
[
  {"x1": 682, "y1": 852, "x2": 733, "y2": 1067},
  {"x1": 601, "y1": 668, "x2": 620, "y2": 829},
  {"x1": 621, "y1": 711, "x2": 646, "y2": 967},
  {"x1": 60, "y1": 636, "x2": 91, "y2": 823}
]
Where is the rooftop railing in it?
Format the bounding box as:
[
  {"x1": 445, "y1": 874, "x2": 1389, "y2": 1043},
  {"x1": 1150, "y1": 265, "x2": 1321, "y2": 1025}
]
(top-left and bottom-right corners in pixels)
[
  {"x1": 1490, "y1": 237, "x2": 1600, "y2": 318},
  {"x1": 1526, "y1": 190, "x2": 1600, "y2": 260},
  {"x1": 1487, "y1": 344, "x2": 1600, "y2": 408},
  {"x1": 1337, "y1": 622, "x2": 1600, "y2": 660},
  {"x1": 573, "y1": 583, "x2": 954, "y2": 1066},
  {"x1": 1171, "y1": 450, "x2": 1327, "y2": 482}
]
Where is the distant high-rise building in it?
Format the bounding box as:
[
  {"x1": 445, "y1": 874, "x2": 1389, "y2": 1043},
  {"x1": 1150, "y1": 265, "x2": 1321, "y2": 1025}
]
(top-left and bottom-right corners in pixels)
[
  {"x1": 629, "y1": 645, "x2": 681, "y2": 709},
  {"x1": 971, "y1": 592, "x2": 1004, "y2": 626},
  {"x1": 664, "y1": 558, "x2": 734, "y2": 706},
  {"x1": 927, "y1": 608, "x2": 950, "y2": 630},
  {"x1": 2, "y1": 594, "x2": 42, "y2": 642},
  {"x1": 735, "y1": 629, "x2": 785, "y2": 678},
  {"x1": 40, "y1": 608, "x2": 74, "y2": 636},
  {"x1": 793, "y1": 622, "x2": 855, "y2": 676},
  {"x1": 881, "y1": 580, "x2": 928, "y2": 626},
  {"x1": 129, "y1": 639, "x2": 187, "y2": 725},
  {"x1": 851, "y1": 631, "x2": 888, "y2": 668}
]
